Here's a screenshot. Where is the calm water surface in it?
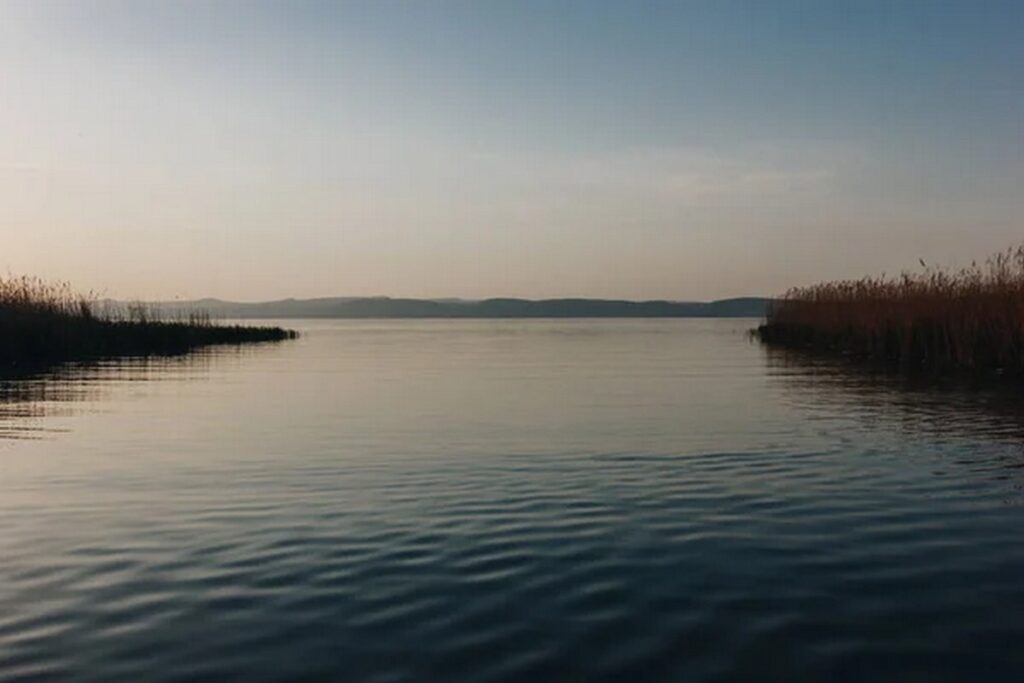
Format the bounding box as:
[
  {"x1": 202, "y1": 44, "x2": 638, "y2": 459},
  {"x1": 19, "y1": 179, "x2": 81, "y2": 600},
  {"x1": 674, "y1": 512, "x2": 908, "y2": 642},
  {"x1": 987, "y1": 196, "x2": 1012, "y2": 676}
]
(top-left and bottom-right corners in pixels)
[{"x1": 2, "y1": 319, "x2": 1024, "y2": 681}]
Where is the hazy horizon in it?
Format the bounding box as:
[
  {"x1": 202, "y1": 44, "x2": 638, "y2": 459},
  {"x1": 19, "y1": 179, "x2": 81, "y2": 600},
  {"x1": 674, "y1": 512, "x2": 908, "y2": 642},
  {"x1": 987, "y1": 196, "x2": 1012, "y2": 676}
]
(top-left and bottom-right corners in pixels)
[
  {"x1": 141, "y1": 293, "x2": 769, "y2": 304},
  {"x1": 3, "y1": 1, "x2": 1023, "y2": 301}
]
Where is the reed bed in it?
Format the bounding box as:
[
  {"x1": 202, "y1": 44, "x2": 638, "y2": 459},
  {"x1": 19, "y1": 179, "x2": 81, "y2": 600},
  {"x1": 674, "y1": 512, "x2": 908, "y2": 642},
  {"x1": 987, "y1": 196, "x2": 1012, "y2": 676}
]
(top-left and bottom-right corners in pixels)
[
  {"x1": 0, "y1": 276, "x2": 295, "y2": 366},
  {"x1": 757, "y1": 246, "x2": 1024, "y2": 373}
]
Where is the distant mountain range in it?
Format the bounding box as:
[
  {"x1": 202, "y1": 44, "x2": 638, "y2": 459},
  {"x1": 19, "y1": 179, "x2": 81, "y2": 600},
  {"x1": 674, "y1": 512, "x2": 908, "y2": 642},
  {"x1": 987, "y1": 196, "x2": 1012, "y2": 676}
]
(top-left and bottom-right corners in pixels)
[{"x1": 137, "y1": 297, "x2": 770, "y2": 319}]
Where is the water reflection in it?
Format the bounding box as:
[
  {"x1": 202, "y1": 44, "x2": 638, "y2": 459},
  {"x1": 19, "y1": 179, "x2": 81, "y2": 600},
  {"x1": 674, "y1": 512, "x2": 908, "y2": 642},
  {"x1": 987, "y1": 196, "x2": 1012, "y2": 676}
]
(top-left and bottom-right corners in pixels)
[
  {"x1": 765, "y1": 347, "x2": 1024, "y2": 442},
  {"x1": 764, "y1": 346, "x2": 1024, "y2": 504},
  {"x1": 0, "y1": 349, "x2": 244, "y2": 440},
  {"x1": 3, "y1": 320, "x2": 1024, "y2": 681}
]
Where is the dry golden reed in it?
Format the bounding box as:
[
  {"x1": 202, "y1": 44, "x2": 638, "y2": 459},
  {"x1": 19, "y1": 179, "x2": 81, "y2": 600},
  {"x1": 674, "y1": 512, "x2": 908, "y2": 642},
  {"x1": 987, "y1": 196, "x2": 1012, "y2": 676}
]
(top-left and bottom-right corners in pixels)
[
  {"x1": 0, "y1": 275, "x2": 295, "y2": 365},
  {"x1": 758, "y1": 245, "x2": 1024, "y2": 372}
]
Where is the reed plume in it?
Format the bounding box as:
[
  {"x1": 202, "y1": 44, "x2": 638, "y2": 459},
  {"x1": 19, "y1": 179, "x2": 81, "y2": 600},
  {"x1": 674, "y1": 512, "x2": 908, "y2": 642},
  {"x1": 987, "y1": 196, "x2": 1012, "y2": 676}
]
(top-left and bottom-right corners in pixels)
[
  {"x1": 0, "y1": 275, "x2": 295, "y2": 366},
  {"x1": 757, "y1": 245, "x2": 1024, "y2": 373}
]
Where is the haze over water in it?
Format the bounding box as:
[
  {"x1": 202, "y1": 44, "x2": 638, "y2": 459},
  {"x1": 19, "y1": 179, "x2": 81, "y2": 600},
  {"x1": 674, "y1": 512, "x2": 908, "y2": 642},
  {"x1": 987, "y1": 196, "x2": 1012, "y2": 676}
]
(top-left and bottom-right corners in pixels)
[{"x1": 2, "y1": 319, "x2": 1024, "y2": 681}]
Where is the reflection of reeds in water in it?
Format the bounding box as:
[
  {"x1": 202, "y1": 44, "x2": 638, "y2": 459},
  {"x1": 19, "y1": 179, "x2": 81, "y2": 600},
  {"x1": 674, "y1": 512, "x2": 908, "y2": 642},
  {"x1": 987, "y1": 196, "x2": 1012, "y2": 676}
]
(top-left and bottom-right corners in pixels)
[
  {"x1": 0, "y1": 276, "x2": 296, "y2": 365},
  {"x1": 757, "y1": 245, "x2": 1024, "y2": 373},
  {"x1": 764, "y1": 345, "x2": 1024, "y2": 447},
  {"x1": 0, "y1": 351, "x2": 225, "y2": 440},
  {"x1": 765, "y1": 347, "x2": 1024, "y2": 506}
]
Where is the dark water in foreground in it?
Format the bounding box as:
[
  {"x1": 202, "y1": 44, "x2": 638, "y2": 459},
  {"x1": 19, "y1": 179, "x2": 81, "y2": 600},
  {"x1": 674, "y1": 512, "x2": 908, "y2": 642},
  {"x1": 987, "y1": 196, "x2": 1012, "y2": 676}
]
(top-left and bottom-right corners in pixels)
[{"x1": 2, "y1": 319, "x2": 1024, "y2": 682}]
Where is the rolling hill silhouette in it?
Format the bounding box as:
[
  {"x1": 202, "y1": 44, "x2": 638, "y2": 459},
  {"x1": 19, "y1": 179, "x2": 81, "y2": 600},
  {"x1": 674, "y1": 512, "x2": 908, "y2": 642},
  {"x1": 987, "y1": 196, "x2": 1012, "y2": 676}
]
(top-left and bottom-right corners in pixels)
[{"x1": 143, "y1": 297, "x2": 770, "y2": 319}]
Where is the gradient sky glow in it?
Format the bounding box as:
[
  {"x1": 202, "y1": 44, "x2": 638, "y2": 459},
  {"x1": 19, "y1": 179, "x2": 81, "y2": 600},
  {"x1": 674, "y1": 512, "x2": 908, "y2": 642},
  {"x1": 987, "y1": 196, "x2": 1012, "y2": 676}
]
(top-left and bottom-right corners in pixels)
[{"x1": 2, "y1": 1, "x2": 1023, "y2": 300}]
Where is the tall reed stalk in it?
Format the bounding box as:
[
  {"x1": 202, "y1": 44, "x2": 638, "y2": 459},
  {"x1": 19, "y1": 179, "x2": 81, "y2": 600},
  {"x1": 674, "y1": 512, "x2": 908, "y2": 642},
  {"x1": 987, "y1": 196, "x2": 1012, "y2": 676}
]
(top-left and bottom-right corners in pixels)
[
  {"x1": 757, "y1": 245, "x2": 1024, "y2": 373},
  {"x1": 0, "y1": 276, "x2": 295, "y2": 365}
]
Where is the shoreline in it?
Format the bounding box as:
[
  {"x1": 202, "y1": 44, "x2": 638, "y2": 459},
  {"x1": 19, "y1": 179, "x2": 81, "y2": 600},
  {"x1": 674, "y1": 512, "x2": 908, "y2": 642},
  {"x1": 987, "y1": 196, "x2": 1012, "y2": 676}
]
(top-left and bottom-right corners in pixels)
[
  {"x1": 0, "y1": 315, "x2": 297, "y2": 368},
  {"x1": 754, "y1": 245, "x2": 1024, "y2": 376}
]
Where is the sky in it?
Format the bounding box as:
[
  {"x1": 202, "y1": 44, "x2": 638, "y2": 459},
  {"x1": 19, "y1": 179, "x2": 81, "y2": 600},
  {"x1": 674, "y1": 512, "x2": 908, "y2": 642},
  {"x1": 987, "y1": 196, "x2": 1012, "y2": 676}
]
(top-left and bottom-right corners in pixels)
[{"x1": 1, "y1": 0, "x2": 1022, "y2": 301}]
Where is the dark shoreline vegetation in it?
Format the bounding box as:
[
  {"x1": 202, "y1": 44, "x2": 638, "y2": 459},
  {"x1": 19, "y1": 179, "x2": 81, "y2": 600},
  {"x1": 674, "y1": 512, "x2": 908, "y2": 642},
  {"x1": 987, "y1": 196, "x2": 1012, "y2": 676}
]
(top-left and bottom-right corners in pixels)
[
  {"x1": 0, "y1": 277, "x2": 296, "y2": 367},
  {"x1": 757, "y1": 245, "x2": 1024, "y2": 375}
]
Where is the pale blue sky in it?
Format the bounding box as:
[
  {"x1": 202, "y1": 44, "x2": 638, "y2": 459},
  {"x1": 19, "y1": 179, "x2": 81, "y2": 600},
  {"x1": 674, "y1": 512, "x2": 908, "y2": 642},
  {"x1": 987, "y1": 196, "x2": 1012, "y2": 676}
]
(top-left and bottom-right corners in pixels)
[{"x1": 2, "y1": 1, "x2": 1022, "y2": 300}]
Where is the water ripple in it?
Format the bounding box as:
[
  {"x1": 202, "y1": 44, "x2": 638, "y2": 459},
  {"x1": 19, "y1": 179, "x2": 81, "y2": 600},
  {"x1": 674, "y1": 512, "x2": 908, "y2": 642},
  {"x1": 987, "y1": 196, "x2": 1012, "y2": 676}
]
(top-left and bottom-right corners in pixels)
[{"x1": 2, "y1": 320, "x2": 1024, "y2": 681}]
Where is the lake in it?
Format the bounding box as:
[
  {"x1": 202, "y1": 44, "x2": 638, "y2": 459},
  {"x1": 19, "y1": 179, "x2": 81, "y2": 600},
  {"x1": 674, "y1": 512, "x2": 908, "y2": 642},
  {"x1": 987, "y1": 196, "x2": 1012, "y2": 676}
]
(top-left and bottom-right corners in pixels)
[{"x1": 2, "y1": 319, "x2": 1023, "y2": 681}]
